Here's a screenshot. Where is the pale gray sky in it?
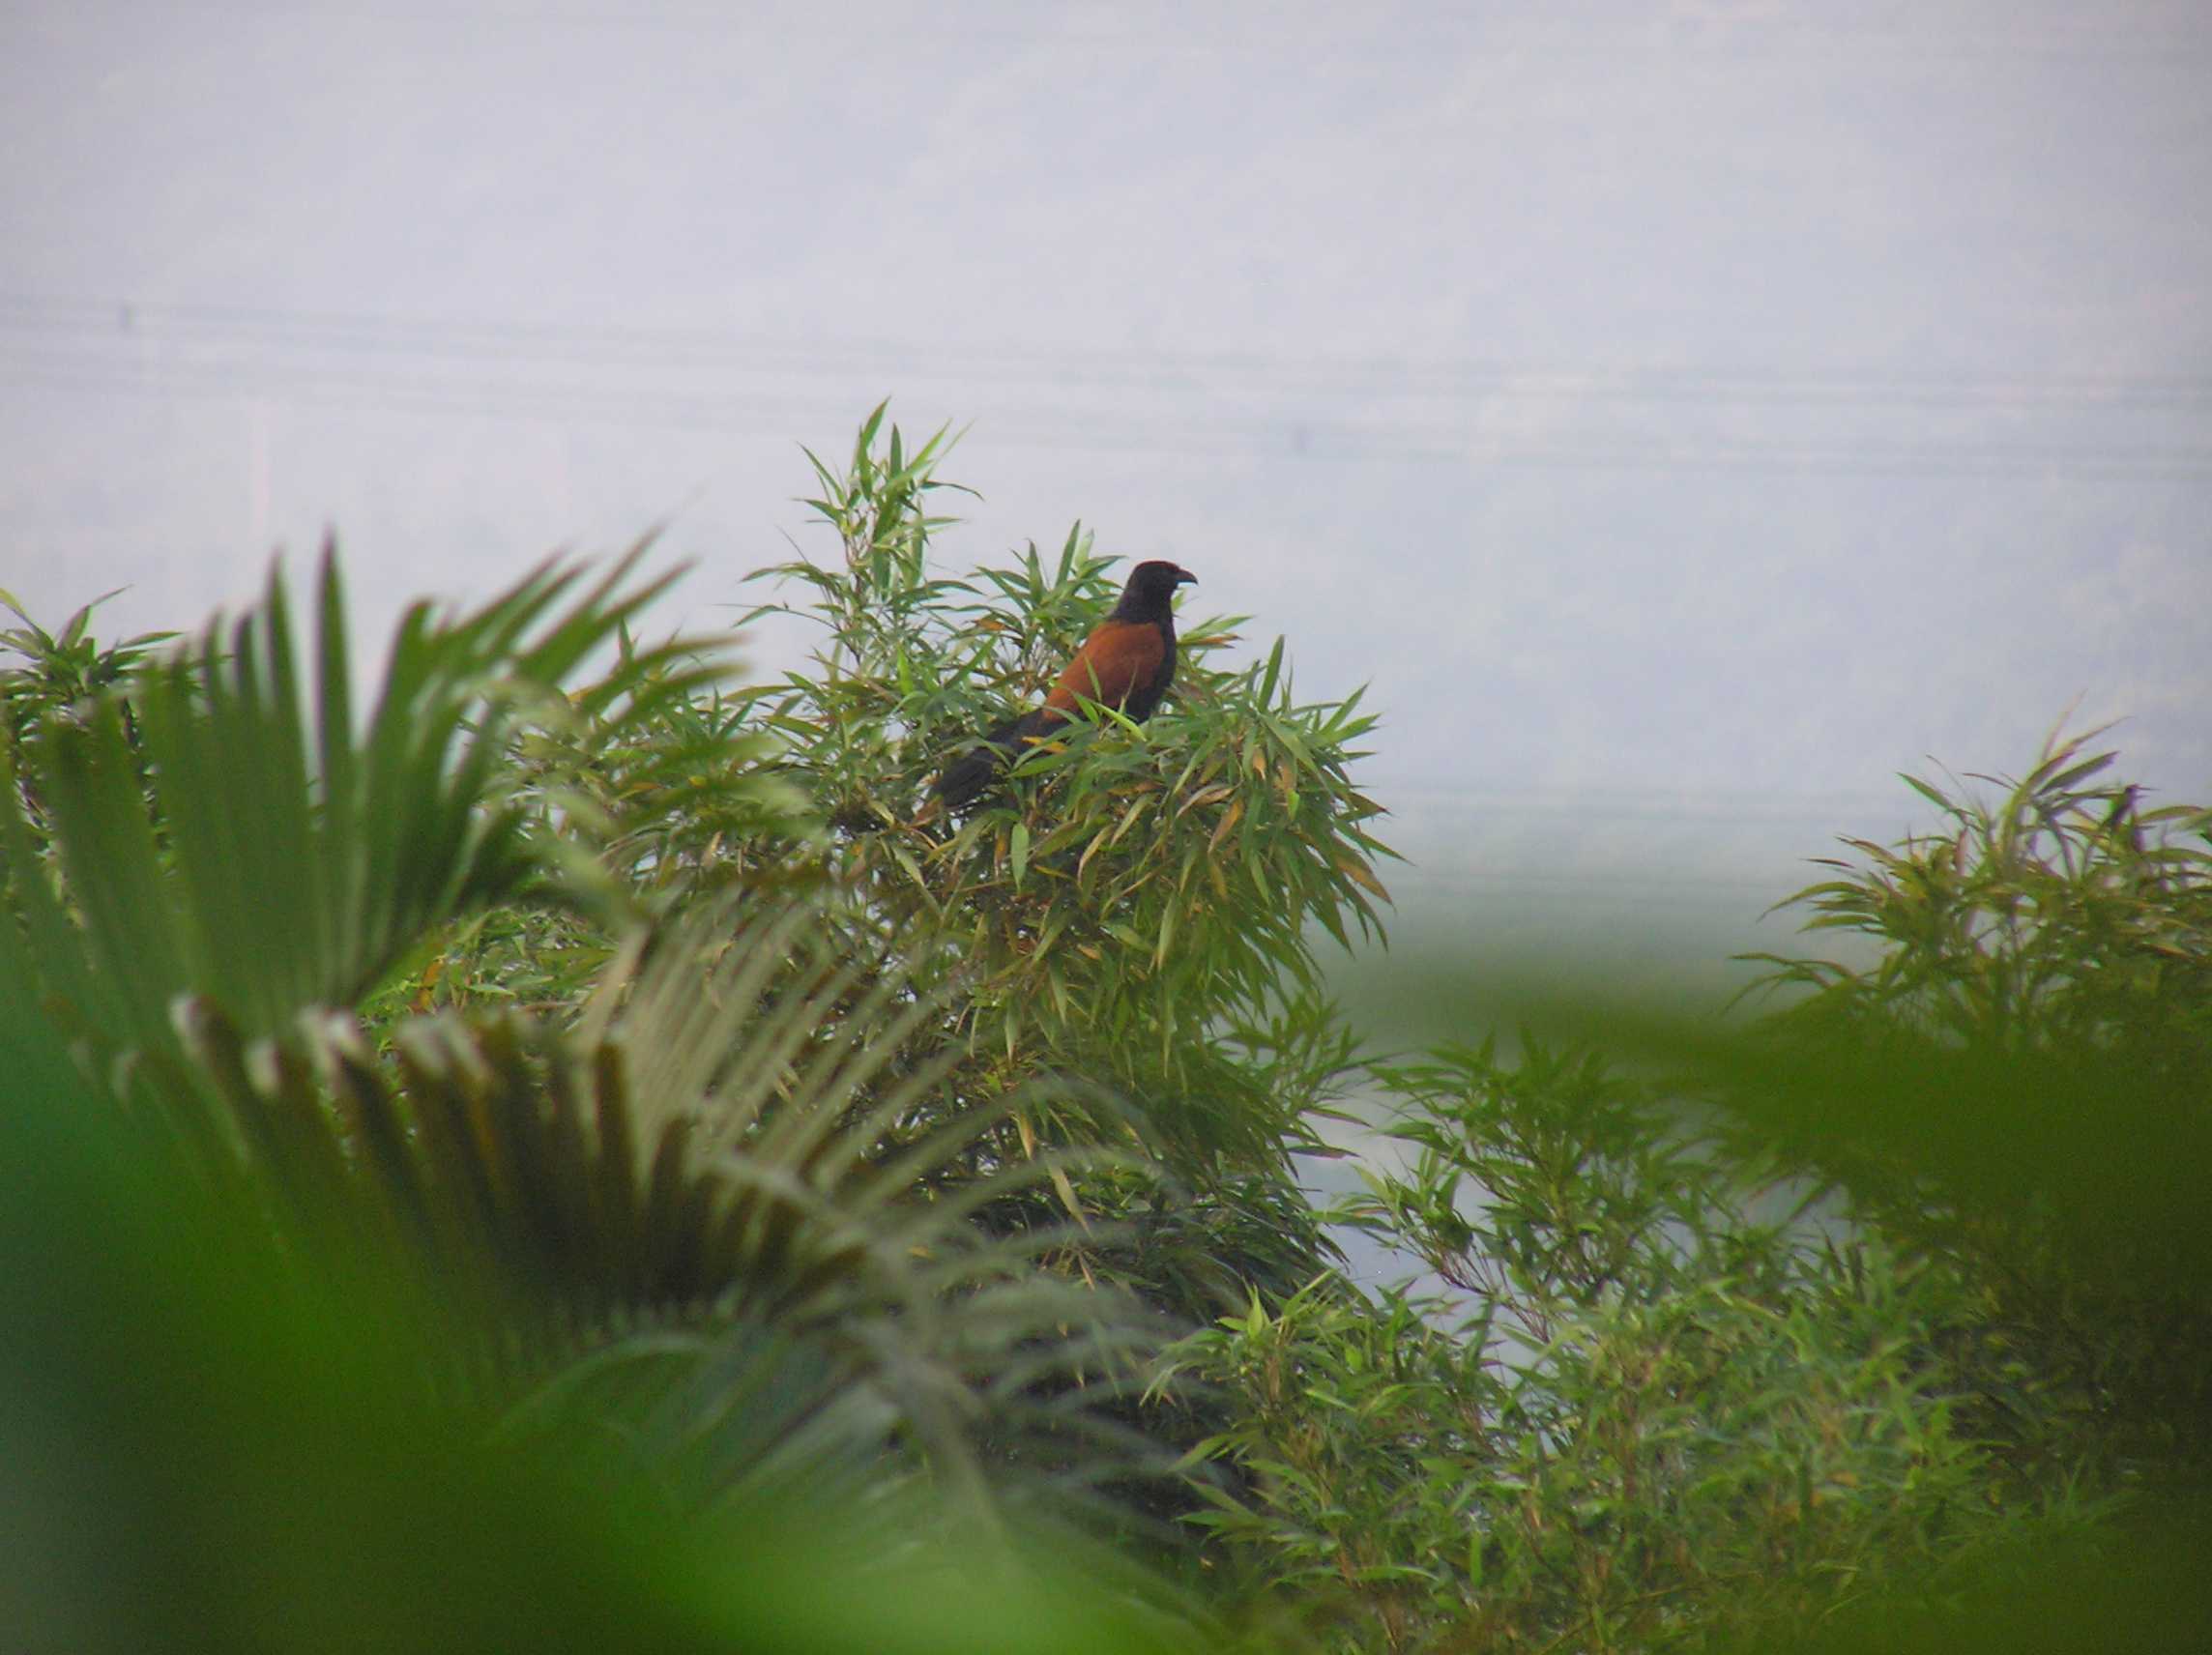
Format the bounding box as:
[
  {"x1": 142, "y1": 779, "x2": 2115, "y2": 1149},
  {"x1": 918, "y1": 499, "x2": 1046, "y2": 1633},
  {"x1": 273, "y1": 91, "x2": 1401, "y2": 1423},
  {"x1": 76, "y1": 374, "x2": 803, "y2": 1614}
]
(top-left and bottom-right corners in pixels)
[{"x1": 5, "y1": 0, "x2": 2208, "y2": 976}]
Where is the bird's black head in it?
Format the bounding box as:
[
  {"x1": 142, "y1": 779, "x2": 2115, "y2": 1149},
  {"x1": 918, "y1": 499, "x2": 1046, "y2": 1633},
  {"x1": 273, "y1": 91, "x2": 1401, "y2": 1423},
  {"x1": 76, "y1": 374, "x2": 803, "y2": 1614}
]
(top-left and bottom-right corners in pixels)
[{"x1": 1117, "y1": 560, "x2": 1198, "y2": 618}]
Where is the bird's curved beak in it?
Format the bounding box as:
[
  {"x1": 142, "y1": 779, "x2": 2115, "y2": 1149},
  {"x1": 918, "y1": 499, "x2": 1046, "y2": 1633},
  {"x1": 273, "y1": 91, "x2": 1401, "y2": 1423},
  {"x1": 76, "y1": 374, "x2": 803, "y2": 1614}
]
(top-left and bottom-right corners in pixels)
[{"x1": 1175, "y1": 567, "x2": 1198, "y2": 585}]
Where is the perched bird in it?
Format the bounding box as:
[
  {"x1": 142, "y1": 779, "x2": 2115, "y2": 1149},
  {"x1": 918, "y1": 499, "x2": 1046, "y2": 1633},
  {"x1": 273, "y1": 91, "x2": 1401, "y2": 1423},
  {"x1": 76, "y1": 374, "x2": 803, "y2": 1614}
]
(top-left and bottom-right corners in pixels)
[{"x1": 934, "y1": 559, "x2": 1198, "y2": 808}]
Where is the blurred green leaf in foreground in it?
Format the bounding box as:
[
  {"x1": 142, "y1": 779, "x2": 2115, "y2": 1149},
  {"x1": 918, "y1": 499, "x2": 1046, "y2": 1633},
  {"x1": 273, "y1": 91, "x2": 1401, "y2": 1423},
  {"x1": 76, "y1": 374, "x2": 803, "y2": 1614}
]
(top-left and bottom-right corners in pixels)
[{"x1": 5, "y1": 414, "x2": 2208, "y2": 1652}]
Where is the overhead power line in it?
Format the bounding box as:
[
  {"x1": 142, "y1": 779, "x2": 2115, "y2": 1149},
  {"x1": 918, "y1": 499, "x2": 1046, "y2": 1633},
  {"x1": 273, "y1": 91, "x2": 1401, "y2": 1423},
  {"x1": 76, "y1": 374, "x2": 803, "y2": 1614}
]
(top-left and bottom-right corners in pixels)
[
  {"x1": 5, "y1": 293, "x2": 2209, "y2": 481},
  {"x1": 10, "y1": 352, "x2": 2211, "y2": 482},
  {"x1": 146, "y1": 3, "x2": 2212, "y2": 65},
  {"x1": 6, "y1": 292, "x2": 2208, "y2": 411}
]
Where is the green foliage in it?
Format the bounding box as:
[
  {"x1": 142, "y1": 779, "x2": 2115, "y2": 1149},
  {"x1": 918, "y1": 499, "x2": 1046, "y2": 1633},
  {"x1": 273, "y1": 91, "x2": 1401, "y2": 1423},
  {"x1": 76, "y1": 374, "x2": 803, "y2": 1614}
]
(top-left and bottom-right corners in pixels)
[
  {"x1": 1165, "y1": 1040, "x2": 2095, "y2": 1652},
  {"x1": 364, "y1": 617, "x2": 813, "y2": 1027},
  {"x1": 1749, "y1": 724, "x2": 2212, "y2": 1054},
  {"x1": 0, "y1": 964, "x2": 1202, "y2": 1655},
  {"x1": 1740, "y1": 727, "x2": 2212, "y2": 1469},
  {"x1": 1360, "y1": 1040, "x2": 1744, "y2": 1336},
  {"x1": 0, "y1": 585, "x2": 176, "y2": 879},
  {"x1": 0, "y1": 543, "x2": 713, "y2": 1062},
  {"x1": 196, "y1": 904, "x2": 1174, "y2": 1522},
  {"x1": 730, "y1": 408, "x2": 1392, "y2": 1176},
  {"x1": 0, "y1": 529, "x2": 1202, "y2": 1640},
  {"x1": 10, "y1": 417, "x2": 2200, "y2": 1652},
  {"x1": 0, "y1": 582, "x2": 176, "y2": 745}
]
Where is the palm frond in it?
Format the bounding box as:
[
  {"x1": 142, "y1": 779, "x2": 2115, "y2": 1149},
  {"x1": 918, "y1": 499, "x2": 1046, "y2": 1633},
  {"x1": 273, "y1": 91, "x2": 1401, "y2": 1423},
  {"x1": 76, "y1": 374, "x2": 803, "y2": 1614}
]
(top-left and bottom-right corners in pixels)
[
  {"x1": 153, "y1": 891, "x2": 1172, "y2": 1523},
  {"x1": 0, "y1": 538, "x2": 712, "y2": 1066}
]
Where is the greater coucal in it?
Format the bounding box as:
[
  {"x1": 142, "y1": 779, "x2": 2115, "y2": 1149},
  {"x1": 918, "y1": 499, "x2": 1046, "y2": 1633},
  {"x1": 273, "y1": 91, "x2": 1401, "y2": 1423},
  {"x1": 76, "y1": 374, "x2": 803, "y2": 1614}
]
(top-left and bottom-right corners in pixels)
[{"x1": 934, "y1": 559, "x2": 1198, "y2": 808}]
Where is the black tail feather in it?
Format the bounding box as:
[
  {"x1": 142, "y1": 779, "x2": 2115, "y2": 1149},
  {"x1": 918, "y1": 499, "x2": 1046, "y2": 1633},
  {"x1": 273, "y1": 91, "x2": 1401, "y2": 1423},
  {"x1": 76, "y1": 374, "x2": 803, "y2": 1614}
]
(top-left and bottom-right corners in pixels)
[{"x1": 934, "y1": 711, "x2": 1051, "y2": 808}]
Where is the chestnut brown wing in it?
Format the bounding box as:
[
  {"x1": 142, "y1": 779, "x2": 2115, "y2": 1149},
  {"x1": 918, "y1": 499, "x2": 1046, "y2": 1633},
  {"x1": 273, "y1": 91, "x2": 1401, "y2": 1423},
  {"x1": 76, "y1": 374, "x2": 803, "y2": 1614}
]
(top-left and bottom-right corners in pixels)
[{"x1": 1040, "y1": 620, "x2": 1168, "y2": 718}]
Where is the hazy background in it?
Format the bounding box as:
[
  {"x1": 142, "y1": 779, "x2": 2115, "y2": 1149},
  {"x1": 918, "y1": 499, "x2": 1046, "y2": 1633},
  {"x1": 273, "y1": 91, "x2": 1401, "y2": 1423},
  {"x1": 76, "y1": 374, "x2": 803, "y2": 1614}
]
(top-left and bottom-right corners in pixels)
[{"x1": 5, "y1": 0, "x2": 2208, "y2": 1021}]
